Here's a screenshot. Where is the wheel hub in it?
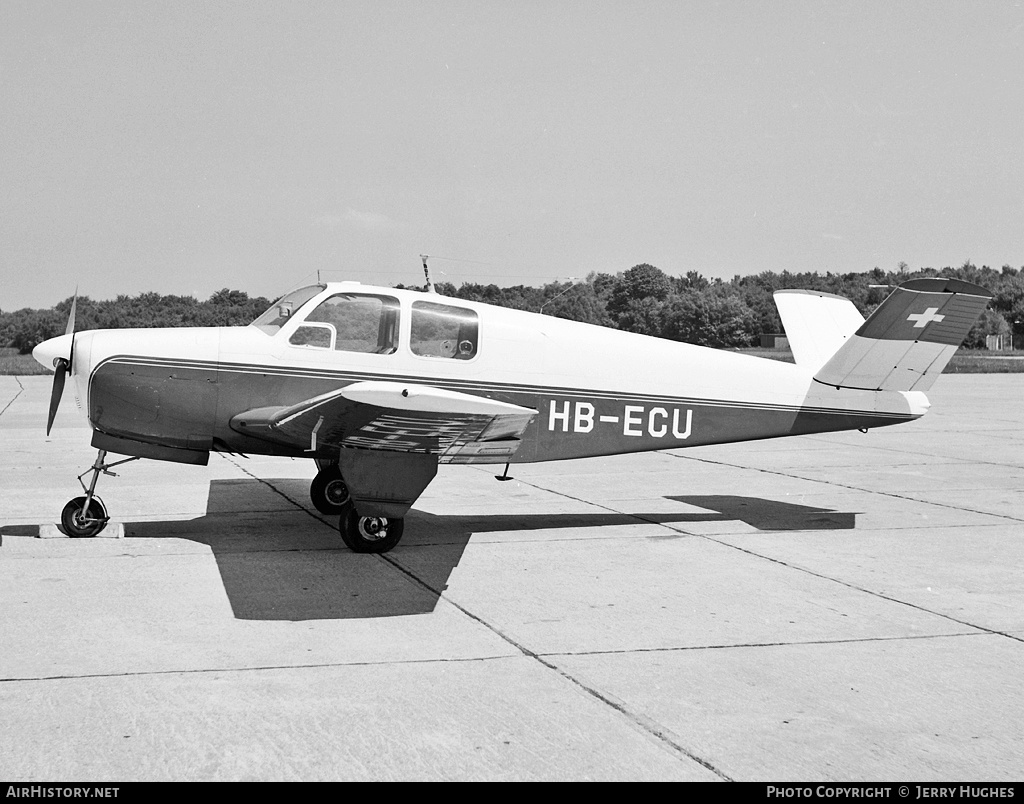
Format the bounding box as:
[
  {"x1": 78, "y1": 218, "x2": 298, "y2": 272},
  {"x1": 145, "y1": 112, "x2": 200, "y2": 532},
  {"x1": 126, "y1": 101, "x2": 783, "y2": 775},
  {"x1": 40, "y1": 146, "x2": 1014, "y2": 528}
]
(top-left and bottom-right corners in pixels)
[
  {"x1": 324, "y1": 479, "x2": 349, "y2": 506},
  {"x1": 358, "y1": 517, "x2": 388, "y2": 541}
]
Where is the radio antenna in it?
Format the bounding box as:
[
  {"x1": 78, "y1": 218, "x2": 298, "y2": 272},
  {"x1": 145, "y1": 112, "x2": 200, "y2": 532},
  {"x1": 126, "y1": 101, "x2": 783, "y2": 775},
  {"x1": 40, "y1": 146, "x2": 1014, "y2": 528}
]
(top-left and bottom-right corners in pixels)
[{"x1": 420, "y1": 255, "x2": 436, "y2": 293}]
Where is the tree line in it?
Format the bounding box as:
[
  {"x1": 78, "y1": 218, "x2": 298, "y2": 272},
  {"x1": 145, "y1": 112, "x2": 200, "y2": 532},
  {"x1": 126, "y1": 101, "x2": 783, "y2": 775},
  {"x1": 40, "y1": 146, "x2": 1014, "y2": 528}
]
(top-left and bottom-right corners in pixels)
[
  {"x1": 3, "y1": 262, "x2": 1023, "y2": 355},
  {"x1": 0, "y1": 289, "x2": 272, "y2": 355},
  {"x1": 415, "y1": 261, "x2": 1024, "y2": 349}
]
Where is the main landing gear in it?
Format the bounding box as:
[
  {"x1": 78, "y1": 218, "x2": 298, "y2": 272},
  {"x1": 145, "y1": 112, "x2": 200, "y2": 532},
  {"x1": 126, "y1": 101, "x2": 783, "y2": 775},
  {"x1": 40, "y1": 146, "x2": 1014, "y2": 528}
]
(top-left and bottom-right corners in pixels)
[
  {"x1": 339, "y1": 509, "x2": 404, "y2": 554},
  {"x1": 309, "y1": 464, "x2": 352, "y2": 515},
  {"x1": 60, "y1": 449, "x2": 139, "y2": 537},
  {"x1": 310, "y1": 462, "x2": 405, "y2": 554}
]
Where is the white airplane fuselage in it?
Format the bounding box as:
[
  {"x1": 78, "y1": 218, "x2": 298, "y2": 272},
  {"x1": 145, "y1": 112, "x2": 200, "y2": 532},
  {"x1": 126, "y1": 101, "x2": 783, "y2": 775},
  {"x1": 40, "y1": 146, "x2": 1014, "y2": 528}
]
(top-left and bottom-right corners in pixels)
[{"x1": 42, "y1": 282, "x2": 928, "y2": 466}]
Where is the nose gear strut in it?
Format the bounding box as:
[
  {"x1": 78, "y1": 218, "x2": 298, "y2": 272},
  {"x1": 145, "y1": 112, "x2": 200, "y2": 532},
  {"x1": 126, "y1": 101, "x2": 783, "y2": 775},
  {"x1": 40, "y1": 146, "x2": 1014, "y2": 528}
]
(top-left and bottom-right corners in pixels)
[{"x1": 60, "y1": 449, "x2": 139, "y2": 537}]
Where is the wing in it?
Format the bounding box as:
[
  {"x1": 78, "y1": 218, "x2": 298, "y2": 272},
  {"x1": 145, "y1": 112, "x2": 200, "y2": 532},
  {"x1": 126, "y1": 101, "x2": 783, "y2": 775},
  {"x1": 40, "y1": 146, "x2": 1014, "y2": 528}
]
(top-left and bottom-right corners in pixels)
[{"x1": 230, "y1": 380, "x2": 537, "y2": 463}]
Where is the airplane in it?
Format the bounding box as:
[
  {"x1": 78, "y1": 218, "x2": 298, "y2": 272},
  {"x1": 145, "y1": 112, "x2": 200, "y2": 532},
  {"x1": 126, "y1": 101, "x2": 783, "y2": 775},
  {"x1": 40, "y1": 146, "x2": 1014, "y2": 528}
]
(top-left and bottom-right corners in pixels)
[{"x1": 32, "y1": 276, "x2": 992, "y2": 552}]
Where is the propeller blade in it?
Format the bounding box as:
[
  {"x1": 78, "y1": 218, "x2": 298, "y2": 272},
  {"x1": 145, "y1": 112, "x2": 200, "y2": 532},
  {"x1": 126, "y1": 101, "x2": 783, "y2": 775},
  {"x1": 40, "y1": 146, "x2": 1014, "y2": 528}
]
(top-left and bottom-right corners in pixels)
[
  {"x1": 65, "y1": 289, "x2": 78, "y2": 371},
  {"x1": 46, "y1": 359, "x2": 68, "y2": 436},
  {"x1": 65, "y1": 290, "x2": 78, "y2": 336}
]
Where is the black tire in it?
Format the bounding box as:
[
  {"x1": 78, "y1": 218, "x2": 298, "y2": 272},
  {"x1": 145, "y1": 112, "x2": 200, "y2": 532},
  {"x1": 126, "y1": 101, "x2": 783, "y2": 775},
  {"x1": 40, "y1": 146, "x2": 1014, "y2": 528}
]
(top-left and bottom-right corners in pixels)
[
  {"x1": 340, "y1": 509, "x2": 404, "y2": 553},
  {"x1": 60, "y1": 496, "x2": 108, "y2": 538},
  {"x1": 310, "y1": 466, "x2": 352, "y2": 515}
]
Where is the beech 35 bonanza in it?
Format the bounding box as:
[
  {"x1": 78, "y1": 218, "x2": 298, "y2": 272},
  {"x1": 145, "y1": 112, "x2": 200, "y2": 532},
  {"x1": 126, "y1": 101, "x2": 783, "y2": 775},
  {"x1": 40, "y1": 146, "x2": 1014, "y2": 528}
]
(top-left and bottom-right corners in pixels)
[{"x1": 33, "y1": 277, "x2": 991, "y2": 552}]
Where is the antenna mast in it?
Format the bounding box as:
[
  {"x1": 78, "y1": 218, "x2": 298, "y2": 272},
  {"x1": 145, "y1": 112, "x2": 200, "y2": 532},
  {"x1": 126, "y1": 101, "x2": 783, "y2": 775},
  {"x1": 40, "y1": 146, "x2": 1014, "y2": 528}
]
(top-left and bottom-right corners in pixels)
[{"x1": 420, "y1": 255, "x2": 436, "y2": 293}]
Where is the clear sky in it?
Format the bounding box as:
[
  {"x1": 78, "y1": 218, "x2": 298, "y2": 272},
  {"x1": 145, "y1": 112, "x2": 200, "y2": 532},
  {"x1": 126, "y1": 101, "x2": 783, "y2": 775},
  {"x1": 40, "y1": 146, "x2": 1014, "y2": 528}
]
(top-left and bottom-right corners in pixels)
[{"x1": 2, "y1": 0, "x2": 1022, "y2": 310}]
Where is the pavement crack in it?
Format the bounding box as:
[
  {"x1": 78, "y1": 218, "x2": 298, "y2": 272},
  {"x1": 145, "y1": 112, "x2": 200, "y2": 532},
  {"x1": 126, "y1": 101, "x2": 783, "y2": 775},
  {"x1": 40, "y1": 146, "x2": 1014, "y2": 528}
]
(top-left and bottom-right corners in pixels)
[
  {"x1": 666, "y1": 451, "x2": 1024, "y2": 524},
  {"x1": 799, "y1": 433, "x2": 1024, "y2": 470},
  {"x1": 215, "y1": 453, "x2": 334, "y2": 527},
  {"x1": 213, "y1": 454, "x2": 1015, "y2": 778},
  {"x1": 0, "y1": 653, "x2": 522, "y2": 685},
  {"x1": 680, "y1": 526, "x2": 1024, "y2": 644},
  {"x1": 538, "y1": 630, "x2": 989, "y2": 659},
  {"x1": 489, "y1": 467, "x2": 1024, "y2": 647},
  {"x1": 380, "y1": 546, "x2": 732, "y2": 779},
  {"x1": 0, "y1": 376, "x2": 25, "y2": 419}
]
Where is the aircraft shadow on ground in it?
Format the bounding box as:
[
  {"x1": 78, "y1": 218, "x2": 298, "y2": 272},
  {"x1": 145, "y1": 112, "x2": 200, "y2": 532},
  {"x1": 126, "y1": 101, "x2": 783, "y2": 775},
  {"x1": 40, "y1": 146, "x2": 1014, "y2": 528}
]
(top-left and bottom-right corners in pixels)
[
  {"x1": 665, "y1": 495, "x2": 857, "y2": 531},
  {"x1": 103, "y1": 480, "x2": 856, "y2": 622}
]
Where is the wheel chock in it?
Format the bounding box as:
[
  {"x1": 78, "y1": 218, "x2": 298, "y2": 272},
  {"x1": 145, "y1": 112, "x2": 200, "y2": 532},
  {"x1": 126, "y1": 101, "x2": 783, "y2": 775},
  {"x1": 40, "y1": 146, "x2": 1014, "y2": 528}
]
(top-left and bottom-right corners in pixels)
[{"x1": 38, "y1": 522, "x2": 125, "y2": 539}]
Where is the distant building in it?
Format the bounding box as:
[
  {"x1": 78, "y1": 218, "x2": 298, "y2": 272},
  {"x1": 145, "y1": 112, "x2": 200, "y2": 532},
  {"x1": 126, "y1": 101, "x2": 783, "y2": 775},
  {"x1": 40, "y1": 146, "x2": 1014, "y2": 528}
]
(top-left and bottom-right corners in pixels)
[
  {"x1": 760, "y1": 333, "x2": 789, "y2": 349},
  {"x1": 985, "y1": 334, "x2": 1012, "y2": 351}
]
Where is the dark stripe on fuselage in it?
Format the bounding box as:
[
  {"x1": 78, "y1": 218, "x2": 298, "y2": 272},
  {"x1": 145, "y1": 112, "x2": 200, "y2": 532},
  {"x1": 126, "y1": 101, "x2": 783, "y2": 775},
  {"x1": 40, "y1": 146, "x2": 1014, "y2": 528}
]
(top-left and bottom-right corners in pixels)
[
  {"x1": 93, "y1": 354, "x2": 912, "y2": 418},
  {"x1": 87, "y1": 355, "x2": 915, "y2": 463}
]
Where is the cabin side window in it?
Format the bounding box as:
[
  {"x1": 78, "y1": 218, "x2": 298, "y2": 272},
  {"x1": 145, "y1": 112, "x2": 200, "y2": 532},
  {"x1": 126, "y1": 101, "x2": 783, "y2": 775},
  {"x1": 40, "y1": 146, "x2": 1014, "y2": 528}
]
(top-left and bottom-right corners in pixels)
[
  {"x1": 289, "y1": 293, "x2": 400, "y2": 354},
  {"x1": 410, "y1": 301, "x2": 479, "y2": 360}
]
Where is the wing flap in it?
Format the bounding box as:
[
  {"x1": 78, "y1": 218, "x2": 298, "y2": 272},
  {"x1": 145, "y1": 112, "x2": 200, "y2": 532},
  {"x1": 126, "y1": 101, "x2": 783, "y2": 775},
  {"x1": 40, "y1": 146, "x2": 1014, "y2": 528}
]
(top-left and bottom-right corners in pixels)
[{"x1": 231, "y1": 381, "x2": 537, "y2": 459}]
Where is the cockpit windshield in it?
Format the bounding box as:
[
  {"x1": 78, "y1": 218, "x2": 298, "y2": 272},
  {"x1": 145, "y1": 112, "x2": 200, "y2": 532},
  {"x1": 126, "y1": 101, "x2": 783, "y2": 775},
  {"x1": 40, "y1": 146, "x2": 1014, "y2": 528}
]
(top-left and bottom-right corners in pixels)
[{"x1": 250, "y1": 285, "x2": 325, "y2": 334}]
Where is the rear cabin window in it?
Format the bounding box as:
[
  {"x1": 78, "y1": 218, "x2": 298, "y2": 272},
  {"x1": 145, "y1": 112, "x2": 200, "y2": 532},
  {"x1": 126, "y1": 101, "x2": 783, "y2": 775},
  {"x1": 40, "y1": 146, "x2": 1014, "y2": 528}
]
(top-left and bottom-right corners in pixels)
[
  {"x1": 289, "y1": 293, "x2": 400, "y2": 354},
  {"x1": 411, "y1": 301, "x2": 479, "y2": 360}
]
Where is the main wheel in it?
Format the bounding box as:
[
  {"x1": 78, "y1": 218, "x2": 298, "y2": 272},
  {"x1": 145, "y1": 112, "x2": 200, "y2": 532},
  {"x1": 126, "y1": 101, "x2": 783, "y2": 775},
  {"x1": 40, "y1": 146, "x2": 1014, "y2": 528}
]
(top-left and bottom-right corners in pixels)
[
  {"x1": 340, "y1": 509, "x2": 404, "y2": 554},
  {"x1": 60, "y1": 496, "x2": 108, "y2": 538},
  {"x1": 310, "y1": 466, "x2": 352, "y2": 515}
]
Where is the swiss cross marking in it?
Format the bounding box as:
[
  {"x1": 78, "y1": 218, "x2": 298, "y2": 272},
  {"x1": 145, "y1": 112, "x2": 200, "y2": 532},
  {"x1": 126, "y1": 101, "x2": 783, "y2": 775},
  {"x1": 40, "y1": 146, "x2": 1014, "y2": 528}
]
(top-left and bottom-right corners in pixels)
[{"x1": 907, "y1": 307, "x2": 945, "y2": 328}]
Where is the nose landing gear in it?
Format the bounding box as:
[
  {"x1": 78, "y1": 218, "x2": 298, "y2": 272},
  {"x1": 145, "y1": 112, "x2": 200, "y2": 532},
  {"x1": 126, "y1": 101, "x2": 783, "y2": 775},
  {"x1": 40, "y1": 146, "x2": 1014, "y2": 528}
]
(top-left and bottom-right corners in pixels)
[{"x1": 60, "y1": 449, "x2": 139, "y2": 537}]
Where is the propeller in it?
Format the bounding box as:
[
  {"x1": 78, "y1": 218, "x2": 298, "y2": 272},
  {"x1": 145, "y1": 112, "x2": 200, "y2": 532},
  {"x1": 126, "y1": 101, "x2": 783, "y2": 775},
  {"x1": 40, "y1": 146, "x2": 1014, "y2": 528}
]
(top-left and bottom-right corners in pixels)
[{"x1": 44, "y1": 291, "x2": 77, "y2": 436}]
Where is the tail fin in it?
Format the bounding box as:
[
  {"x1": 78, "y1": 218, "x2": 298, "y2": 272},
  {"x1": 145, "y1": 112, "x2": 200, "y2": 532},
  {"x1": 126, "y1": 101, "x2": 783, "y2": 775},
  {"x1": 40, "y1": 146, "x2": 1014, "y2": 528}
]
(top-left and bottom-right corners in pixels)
[
  {"x1": 774, "y1": 289, "x2": 865, "y2": 373},
  {"x1": 811, "y1": 278, "x2": 992, "y2": 392}
]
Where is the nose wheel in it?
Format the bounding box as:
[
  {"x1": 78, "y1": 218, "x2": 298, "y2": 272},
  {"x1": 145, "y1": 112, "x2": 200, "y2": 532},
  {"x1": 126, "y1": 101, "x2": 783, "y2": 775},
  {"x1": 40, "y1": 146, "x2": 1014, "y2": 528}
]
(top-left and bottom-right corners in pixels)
[
  {"x1": 60, "y1": 495, "x2": 108, "y2": 538},
  {"x1": 310, "y1": 465, "x2": 353, "y2": 515},
  {"x1": 340, "y1": 509, "x2": 404, "y2": 553}
]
